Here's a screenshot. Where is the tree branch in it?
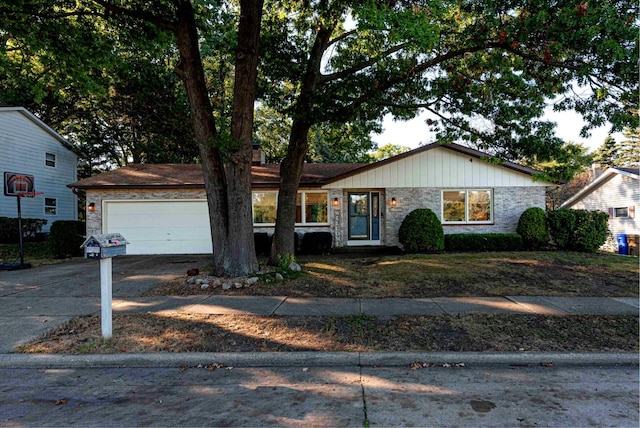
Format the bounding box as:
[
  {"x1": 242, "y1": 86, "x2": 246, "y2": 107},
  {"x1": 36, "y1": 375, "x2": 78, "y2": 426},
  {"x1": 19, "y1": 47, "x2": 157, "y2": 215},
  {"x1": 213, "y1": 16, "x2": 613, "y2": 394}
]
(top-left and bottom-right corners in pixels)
[
  {"x1": 319, "y1": 41, "x2": 409, "y2": 84},
  {"x1": 92, "y1": 0, "x2": 176, "y2": 31}
]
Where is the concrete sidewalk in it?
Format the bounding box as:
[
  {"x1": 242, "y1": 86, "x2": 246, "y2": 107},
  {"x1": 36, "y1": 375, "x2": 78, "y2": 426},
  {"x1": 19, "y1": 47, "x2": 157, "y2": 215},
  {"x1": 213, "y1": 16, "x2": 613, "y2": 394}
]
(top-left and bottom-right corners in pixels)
[{"x1": 106, "y1": 294, "x2": 640, "y2": 316}]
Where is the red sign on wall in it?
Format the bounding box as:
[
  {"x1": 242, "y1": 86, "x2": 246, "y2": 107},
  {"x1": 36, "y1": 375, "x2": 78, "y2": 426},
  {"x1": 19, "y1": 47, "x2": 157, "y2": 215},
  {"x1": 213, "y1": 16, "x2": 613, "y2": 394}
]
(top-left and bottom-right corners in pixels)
[{"x1": 4, "y1": 172, "x2": 35, "y2": 196}]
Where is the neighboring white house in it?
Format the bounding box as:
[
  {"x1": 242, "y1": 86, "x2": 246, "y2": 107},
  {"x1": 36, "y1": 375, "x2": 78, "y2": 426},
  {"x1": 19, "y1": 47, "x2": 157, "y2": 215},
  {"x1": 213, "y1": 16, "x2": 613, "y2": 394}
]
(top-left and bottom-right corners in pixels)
[
  {"x1": 561, "y1": 167, "x2": 639, "y2": 252},
  {"x1": 69, "y1": 142, "x2": 551, "y2": 255},
  {"x1": 0, "y1": 107, "x2": 78, "y2": 233}
]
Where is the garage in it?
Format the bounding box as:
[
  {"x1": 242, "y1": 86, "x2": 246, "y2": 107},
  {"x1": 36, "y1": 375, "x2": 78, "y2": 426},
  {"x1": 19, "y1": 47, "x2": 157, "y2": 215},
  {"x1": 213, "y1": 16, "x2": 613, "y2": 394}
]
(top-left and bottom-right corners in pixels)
[{"x1": 103, "y1": 200, "x2": 212, "y2": 255}]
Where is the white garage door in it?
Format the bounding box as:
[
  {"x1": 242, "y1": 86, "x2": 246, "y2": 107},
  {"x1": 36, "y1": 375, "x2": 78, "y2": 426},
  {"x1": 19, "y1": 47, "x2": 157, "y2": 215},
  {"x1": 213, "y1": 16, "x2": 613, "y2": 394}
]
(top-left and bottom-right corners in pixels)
[{"x1": 104, "y1": 200, "x2": 213, "y2": 255}]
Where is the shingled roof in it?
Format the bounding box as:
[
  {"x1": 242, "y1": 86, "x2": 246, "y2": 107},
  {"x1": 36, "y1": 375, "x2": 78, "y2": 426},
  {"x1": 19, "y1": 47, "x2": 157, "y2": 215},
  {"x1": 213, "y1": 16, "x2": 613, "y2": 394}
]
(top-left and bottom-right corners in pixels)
[
  {"x1": 69, "y1": 143, "x2": 544, "y2": 191},
  {"x1": 68, "y1": 163, "x2": 364, "y2": 190}
]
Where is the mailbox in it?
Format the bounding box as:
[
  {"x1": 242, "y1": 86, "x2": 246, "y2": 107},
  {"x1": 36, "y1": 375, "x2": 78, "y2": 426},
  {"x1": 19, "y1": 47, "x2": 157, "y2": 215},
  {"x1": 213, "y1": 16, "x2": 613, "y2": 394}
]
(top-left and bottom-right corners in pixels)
[{"x1": 81, "y1": 233, "x2": 129, "y2": 259}]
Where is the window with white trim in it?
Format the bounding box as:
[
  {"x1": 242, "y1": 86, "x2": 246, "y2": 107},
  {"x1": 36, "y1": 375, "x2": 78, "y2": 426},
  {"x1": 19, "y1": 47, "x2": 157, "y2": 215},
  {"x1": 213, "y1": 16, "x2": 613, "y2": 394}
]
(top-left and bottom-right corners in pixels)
[
  {"x1": 45, "y1": 198, "x2": 57, "y2": 215},
  {"x1": 45, "y1": 153, "x2": 56, "y2": 167},
  {"x1": 614, "y1": 207, "x2": 629, "y2": 218},
  {"x1": 442, "y1": 189, "x2": 493, "y2": 224},
  {"x1": 252, "y1": 192, "x2": 277, "y2": 224},
  {"x1": 252, "y1": 191, "x2": 329, "y2": 225}
]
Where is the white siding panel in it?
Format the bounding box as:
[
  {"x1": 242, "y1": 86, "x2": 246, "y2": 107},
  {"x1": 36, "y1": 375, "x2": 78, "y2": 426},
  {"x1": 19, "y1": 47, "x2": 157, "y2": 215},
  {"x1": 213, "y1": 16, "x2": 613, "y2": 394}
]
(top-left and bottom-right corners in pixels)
[
  {"x1": 0, "y1": 109, "x2": 77, "y2": 230},
  {"x1": 324, "y1": 146, "x2": 544, "y2": 189},
  {"x1": 570, "y1": 174, "x2": 639, "y2": 236},
  {"x1": 104, "y1": 200, "x2": 213, "y2": 254},
  {"x1": 433, "y1": 150, "x2": 442, "y2": 187}
]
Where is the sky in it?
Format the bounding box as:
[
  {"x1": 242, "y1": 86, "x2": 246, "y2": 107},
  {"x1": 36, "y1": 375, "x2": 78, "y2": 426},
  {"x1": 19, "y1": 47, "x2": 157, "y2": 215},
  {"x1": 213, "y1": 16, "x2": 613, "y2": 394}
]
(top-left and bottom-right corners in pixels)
[{"x1": 372, "y1": 109, "x2": 617, "y2": 154}]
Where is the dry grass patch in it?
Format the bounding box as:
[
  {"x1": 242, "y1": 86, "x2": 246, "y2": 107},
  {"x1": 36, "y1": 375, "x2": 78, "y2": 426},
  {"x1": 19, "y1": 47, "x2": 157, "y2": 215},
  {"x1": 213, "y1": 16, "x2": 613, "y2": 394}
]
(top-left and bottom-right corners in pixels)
[
  {"x1": 17, "y1": 313, "x2": 638, "y2": 354},
  {"x1": 144, "y1": 251, "x2": 639, "y2": 298}
]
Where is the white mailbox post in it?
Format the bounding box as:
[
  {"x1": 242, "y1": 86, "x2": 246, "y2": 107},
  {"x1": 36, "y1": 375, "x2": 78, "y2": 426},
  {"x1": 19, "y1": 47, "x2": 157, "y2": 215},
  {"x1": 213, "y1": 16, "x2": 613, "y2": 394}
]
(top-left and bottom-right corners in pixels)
[{"x1": 81, "y1": 233, "x2": 129, "y2": 339}]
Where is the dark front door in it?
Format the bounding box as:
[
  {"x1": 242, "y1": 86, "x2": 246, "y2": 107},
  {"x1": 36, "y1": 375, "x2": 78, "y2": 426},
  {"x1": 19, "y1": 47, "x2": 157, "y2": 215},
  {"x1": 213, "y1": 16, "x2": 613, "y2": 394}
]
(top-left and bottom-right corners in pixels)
[{"x1": 348, "y1": 192, "x2": 380, "y2": 242}]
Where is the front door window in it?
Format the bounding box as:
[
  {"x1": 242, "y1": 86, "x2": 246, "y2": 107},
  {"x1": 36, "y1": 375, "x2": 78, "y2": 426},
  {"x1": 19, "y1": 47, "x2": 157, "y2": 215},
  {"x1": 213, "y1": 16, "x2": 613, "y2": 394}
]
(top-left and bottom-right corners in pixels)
[{"x1": 348, "y1": 192, "x2": 380, "y2": 241}]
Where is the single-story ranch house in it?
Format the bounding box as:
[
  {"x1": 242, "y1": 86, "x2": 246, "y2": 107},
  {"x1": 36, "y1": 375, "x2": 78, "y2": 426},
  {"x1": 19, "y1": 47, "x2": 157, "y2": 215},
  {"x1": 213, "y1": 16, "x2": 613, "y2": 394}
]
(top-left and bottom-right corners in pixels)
[{"x1": 68, "y1": 142, "x2": 550, "y2": 255}]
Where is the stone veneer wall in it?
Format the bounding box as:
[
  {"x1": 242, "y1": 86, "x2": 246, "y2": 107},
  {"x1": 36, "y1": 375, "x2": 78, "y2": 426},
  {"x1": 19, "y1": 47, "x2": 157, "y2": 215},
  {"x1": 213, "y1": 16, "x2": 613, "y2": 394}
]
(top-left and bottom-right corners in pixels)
[
  {"x1": 383, "y1": 187, "x2": 546, "y2": 247},
  {"x1": 86, "y1": 188, "x2": 333, "y2": 244},
  {"x1": 87, "y1": 186, "x2": 546, "y2": 250}
]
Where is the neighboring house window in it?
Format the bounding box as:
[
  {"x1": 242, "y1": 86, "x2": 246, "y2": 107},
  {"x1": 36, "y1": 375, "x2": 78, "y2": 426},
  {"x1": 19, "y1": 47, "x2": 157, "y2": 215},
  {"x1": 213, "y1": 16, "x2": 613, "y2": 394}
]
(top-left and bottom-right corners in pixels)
[
  {"x1": 45, "y1": 153, "x2": 56, "y2": 167},
  {"x1": 609, "y1": 207, "x2": 635, "y2": 219},
  {"x1": 253, "y1": 191, "x2": 329, "y2": 225},
  {"x1": 252, "y1": 192, "x2": 277, "y2": 224},
  {"x1": 614, "y1": 207, "x2": 629, "y2": 218},
  {"x1": 442, "y1": 190, "x2": 493, "y2": 224},
  {"x1": 45, "y1": 198, "x2": 57, "y2": 215}
]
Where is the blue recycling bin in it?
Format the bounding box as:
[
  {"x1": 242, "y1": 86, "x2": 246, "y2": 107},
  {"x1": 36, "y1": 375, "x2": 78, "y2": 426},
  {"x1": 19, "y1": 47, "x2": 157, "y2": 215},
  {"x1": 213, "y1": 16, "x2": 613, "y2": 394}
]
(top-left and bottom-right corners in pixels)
[{"x1": 616, "y1": 234, "x2": 628, "y2": 255}]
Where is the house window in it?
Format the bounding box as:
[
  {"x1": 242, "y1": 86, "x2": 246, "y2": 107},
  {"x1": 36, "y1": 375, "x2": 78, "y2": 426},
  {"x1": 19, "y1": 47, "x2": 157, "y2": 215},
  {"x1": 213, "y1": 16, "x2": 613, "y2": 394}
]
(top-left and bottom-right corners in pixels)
[
  {"x1": 252, "y1": 192, "x2": 277, "y2": 224},
  {"x1": 296, "y1": 192, "x2": 328, "y2": 224},
  {"x1": 253, "y1": 191, "x2": 329, "y2": 226},
  {"x1": 442, "y1": 190, "x2": 492, "y2": 224},
  {"x1": 45, "y1": 198, "x2": 57, "y2": 215},
  {"x1": 45, "y1": 153, "x2": 56, "y2": 167},
  {"x1": 614, "y1": 207, "x2": 629, "y2": 218}
]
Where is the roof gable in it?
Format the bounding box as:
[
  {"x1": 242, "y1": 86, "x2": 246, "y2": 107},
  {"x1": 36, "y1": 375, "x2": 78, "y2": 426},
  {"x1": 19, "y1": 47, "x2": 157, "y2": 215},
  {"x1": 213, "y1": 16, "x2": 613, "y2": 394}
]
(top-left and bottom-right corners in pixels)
[
  {"x1": 322, "y1": 142, "x2": 547, "y2": 189},
  {"x1": 0, "y1": 107, "x2": 76, "y2": 155},
  {"x1": 561, "y1": 168, "x2": 640, "y2": 208}
]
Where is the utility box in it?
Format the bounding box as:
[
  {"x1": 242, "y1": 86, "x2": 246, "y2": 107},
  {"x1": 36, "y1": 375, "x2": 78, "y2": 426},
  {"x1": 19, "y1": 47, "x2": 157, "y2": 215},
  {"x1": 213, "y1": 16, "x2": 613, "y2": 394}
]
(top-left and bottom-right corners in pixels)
[
  {"x1": 627, "y1": 234, "x2": 639, "y2": 257},
  {"x1": 81, "y1": 233, "x2": 129, "y2": 259}
]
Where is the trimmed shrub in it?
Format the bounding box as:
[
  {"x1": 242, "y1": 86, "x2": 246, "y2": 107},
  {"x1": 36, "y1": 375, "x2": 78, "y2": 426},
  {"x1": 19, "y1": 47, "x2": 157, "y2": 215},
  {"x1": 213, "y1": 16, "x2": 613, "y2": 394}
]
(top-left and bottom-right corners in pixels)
[
  {"x1": 254, "y1": 232, "x2": 272, "y2": 256},
  {"x1": 517, "y1": 207, "x2": 549, "y2": 249},
  {"x1": 547, "y1": 209, "x2": 609, "y2": 252},
  {"x1": 0, "y1": 217, "x2": 48, "y2": 243},
  {"x1": 546, "y1": 209, "x2": 575, "y2": 249},
  {"x1": 48, "y1": 220, "x2": 85, "y2": 258},
  {"x1": 445, "y1": 233, "x2": 523, "y2": 252},
  {"x1": 398, "y1": 208, "x2": 444, "y2": 253},
  {"x1": 301, "y1": 232, "x2": 333, "y2": 255}
]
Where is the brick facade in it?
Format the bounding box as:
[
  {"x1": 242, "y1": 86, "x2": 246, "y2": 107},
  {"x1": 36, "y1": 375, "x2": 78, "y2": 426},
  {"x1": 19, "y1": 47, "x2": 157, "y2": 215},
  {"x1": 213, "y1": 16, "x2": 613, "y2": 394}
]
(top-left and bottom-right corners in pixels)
[{"x1": 87, "y1": 186, "x2": 546, "y2": 250}]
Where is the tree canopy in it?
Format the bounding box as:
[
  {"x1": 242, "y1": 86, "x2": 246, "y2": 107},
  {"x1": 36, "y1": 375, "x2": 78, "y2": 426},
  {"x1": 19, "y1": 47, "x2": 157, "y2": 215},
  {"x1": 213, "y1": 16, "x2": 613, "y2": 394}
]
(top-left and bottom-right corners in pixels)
[
  {"x1": 594, "y1": 128, "x2": 640, "y2": 168},
  {"x1": 261, "y1": 0, "x2": 638, "y2": 259},
  {"x1": 1, "y1": 0, "x2": 638, "y2": 269}
]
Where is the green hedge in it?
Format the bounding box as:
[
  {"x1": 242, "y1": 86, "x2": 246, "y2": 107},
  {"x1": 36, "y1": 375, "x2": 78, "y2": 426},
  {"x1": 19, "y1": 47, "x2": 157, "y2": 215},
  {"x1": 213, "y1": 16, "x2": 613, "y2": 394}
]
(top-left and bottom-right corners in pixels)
[
  {"x1": 48, "y1": 220, "x2": 85, "y2": 258},
  {"x1": 547, "y1": 209, "x2": 609, "y2": 252},
  {"x1": 301, "y1": 232, "x2": 333, "y2": 255},
  {"x1": 0, "y1": 217, "x2": 48, "y2": 243},
  {"x1": 517, "y1": 207, "x2": 549, "y2": 249},
  {"x1": 399, "y1": 208, "x2": 445, "y2": 253},
  {"x1": 254, "y1": 233, "x2": 272, "y2": 256},
  {"x1": 444, "y1": 233, "x2": 524, "y2": 252}
]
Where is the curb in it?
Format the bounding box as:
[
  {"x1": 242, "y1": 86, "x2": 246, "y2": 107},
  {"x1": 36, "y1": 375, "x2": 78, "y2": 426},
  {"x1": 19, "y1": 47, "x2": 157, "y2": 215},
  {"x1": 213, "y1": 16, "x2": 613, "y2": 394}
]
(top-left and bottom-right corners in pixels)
[{"x1": 1, "y1": 351, "x2": 637, "y2": 369}]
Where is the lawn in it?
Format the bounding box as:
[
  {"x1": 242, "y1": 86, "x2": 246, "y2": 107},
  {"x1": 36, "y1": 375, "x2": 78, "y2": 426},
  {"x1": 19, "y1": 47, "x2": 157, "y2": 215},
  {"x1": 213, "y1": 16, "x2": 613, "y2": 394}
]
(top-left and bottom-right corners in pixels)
[
  {"x1": 18, "y1": 313, "x2": 638, "y2": 354},
  {"x1": 15, "y1": 250, "x2": 640, "y2": 355},
  {"x1": 144, "y1": 251, "x2": 639, "y2": 298},
  {"x1": 0, "y1": 242, "x2": 66, "y2": 267}
]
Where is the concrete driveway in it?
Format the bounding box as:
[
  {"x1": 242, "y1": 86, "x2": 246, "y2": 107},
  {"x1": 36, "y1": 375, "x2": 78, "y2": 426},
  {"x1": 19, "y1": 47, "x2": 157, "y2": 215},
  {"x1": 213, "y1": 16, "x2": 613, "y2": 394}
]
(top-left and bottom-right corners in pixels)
[{"x1": 0, "y1": 255, "x2": 211, "y2": 352}]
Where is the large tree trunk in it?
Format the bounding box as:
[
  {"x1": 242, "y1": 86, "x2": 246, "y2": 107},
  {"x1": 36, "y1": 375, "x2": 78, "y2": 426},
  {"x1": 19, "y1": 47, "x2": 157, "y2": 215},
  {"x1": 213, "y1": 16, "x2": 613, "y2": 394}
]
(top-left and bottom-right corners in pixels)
[
  {"x1": 270, "y1": 119, "x2": 312, "y2": 262},
  {"x1": 223, "y1": 0, "x2": 263, "y2": 275},
  {"x1": 174, "y1": 0, "x2": 261, "y2": 276},
  {"x1": 269, "y1": 27, "x2": 334, "y2": 264}
]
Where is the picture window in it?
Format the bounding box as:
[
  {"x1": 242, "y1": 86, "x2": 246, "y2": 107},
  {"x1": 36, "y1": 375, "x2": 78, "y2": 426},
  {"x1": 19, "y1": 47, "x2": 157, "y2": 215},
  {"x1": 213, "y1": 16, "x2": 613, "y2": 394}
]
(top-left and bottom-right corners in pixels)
[{"x1": 442, "y1": 190, "x2": 493, "y2": 224}]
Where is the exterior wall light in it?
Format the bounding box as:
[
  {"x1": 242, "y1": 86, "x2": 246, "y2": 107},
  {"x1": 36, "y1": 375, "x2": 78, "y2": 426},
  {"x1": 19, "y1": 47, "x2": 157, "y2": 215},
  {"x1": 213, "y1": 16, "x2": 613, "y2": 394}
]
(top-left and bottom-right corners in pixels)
[
  {"x1": 391, "y1": 197, "x2": 397, "y2": 207},
  {"x1": 88, "y1": 202, "x2": 96, "y2": 212},
  {"x1": 332, "y1": 197, "x2": 340, "y2": 207}
]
